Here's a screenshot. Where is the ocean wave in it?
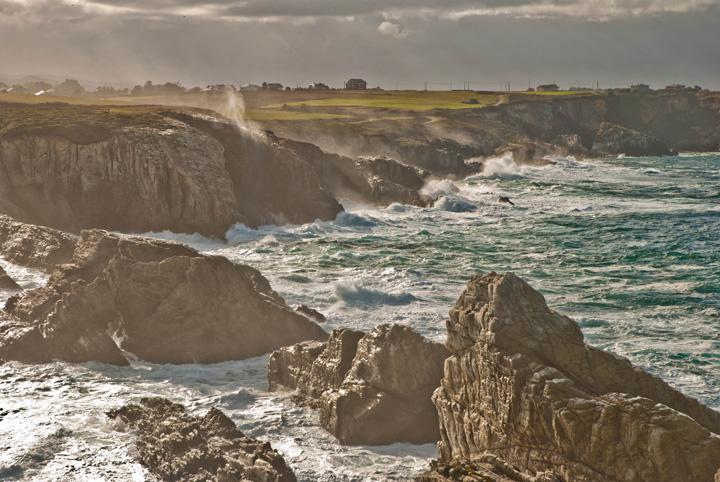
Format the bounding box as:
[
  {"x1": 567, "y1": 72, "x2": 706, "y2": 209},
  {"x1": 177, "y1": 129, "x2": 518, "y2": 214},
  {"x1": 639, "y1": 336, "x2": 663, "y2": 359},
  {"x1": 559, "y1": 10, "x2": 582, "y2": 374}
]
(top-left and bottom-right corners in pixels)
[
  {"x1": 335, "y1": 211, "x2": 379, "y2": 228},
  {"x1": 433, "y1": 196, "x2": 477, "y2": 212},
  {"x1": 335, "y1": 283, "x2": 418, "y2": 307},
  {"x1": 420, "y1": 178, "x2": 459, "y2": 198}
]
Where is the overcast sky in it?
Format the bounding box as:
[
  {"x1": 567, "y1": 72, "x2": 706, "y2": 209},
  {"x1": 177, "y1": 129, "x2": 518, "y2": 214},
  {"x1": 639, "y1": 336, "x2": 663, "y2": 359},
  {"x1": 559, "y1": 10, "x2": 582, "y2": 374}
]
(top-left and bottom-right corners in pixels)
[{"x1": 1, "y1": 0, "x2": 719, "y2": 90}]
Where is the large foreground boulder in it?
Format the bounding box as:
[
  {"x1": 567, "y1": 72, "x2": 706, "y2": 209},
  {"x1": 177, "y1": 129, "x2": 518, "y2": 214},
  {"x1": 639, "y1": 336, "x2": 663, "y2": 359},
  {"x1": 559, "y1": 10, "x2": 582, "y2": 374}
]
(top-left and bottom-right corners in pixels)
[
  {"x1": 430, "y1": 272, "x2": 720, "y2": 482},
  {"x1": 0, "y1": 215, "x2": 76, "y2": 272},
  {"x1": 269, "y1": 324, "x2": 449, "y2": 445},
  {"x1": 108, "y1": 397, "x2": 296, "y2": 482},
  {"x1": 0, "y1": 230, "x2": 327, "y2": 365},
  {"x1": 592, "y1": 122, "x2": 675, "y2": 156}
]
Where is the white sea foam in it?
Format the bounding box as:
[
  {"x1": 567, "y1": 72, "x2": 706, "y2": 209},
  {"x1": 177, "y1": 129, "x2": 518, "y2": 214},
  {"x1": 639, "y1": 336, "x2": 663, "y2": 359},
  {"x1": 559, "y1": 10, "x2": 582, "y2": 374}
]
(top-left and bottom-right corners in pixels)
[{"x1": 480, "y1": 153, "x2": 530, "y2": 178}]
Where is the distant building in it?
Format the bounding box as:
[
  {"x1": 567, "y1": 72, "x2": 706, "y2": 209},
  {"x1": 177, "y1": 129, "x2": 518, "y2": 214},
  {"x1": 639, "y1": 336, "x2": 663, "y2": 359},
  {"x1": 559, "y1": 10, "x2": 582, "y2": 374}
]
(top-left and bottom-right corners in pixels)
[
  {"x1": 631, "y1": 83, "x2": 652, "y2": 93},
  {"x1": 205, "y1": 84, "x2": 236, "y2": 93},
  {"x1": 239, "y1": 83, "x2": 261, "y2": 92},
  {"x1": 345, "y1": 78, "x2": 367, "y2": 90},
  {"x1": 308, "y1": 82, "x2": 330, "y2": 90},
  {"x1": 262, "y1": 82, "x2": 284, "y2": 91},
  {"x1": 536, "y1": 83, "x2": 560, "y2": 92}
]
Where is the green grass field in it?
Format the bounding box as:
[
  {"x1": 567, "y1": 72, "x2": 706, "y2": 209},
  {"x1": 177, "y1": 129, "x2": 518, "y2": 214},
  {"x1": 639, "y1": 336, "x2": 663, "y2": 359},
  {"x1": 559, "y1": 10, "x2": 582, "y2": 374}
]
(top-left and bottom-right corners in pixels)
[
  {"x1": 0, "y1": 89, "x2": 597, "y2": 127},
  {"x1": 265, "y1": 91, "x2": 500, "y2": 111}
]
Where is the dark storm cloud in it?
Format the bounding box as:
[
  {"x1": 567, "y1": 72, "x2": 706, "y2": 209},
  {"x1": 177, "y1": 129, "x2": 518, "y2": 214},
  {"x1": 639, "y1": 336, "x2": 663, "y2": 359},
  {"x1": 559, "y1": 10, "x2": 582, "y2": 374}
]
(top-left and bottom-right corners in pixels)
[
  {"x1": 3, "y1": 0, "x2": 716, "y2": 22},
  {"x1": 0, "y1": 0, "x2": 719, "y2": 90}
]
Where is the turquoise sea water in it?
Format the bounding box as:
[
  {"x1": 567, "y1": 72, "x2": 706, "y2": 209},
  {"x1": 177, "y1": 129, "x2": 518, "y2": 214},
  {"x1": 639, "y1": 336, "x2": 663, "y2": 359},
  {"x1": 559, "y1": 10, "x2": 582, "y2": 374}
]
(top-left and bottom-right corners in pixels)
[{"x1": 1, "y1": 153, "x2": 718, "y2": 480}]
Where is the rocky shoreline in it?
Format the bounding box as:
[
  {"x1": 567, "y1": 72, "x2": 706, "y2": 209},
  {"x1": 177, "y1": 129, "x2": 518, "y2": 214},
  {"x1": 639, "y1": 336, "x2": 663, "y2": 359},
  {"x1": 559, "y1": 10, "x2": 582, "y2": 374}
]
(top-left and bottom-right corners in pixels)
[
  {"x1": 2, "y1": 94, "x2": 720, "y2": 480},
  {"x1": 1, "y1": 214, "x2": 719, "y2": 480},
  {"x1": 0, "y1": 103, "x2": 430, "y2": 237}
]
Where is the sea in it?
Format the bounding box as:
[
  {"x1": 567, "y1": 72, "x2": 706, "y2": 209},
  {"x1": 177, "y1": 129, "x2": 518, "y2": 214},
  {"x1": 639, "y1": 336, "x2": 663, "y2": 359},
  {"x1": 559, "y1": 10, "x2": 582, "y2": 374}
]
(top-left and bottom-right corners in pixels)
[{"x1": 1, "y1": 152, "x2": 718, "y2": 481}]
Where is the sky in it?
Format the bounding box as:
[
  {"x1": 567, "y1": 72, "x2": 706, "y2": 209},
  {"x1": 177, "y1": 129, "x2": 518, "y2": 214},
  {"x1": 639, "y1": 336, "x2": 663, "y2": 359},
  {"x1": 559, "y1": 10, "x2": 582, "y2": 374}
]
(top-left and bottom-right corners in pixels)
[{"x1": 1, "y1": 0, "x2": 719, "y2": 90}]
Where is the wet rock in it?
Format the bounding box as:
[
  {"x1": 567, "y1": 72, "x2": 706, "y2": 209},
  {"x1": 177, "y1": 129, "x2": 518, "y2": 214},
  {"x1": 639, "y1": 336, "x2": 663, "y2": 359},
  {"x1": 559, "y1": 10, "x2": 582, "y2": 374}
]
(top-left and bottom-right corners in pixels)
[
  {"x1": 295, "y1": 304, "x2": 326, "y2": 323},
  {"x1": 433, "y1": 272, "x2": 720, "y2": 482},
  {"x1": 0, "y1": 230, "x2": 327, "y2": 365},
  {"x1": 108, "y1": 397, "x2": 296, "y2": 482},
  {"x1": 269, "y1": 324, "x2": 449, "y2": 445},
  {"x1": 592, "y1": 122, "x2": 675, "y2": 156},
  {"x1": 0, "y1": 266, "x2": 20, "y2": 290},
  {"x1": 0, "y1": 215, "x2": 76, "y2": 272}
]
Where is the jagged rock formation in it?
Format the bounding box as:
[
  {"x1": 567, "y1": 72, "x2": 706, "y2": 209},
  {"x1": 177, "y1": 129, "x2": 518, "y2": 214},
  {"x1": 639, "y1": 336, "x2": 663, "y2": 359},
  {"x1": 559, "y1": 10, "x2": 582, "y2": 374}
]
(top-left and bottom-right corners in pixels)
[
  {"x1": 0, "y1": 229, "x2": 327, "y2": 365},
  {"x1": 269, "y1": 324, "x2": 449, "y2": 445},
  {"x1": 0, "y1": 215, "x2": 76, "y2": 272},
  {"x1": 591, "y1": 122, "x2": 674, "y2": 156},
  {"x1": 108, "y1": 397, "x2": 296, "y2": 482},
  {"x1": 430, "y1": 272, "x2": 720, "y2": 482},
  {"x1": 0, "y1": 266, "x2": 19, "y2": 290}
]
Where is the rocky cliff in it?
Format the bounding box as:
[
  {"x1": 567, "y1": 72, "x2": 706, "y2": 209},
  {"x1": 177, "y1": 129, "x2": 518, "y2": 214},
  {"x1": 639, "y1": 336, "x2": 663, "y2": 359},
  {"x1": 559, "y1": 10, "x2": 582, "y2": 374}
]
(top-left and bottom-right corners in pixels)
[
  {"x1": 268, "y1": 324, "x2": 449, "y2": 445},
  {"x1": 263, "y1": 92, "x2": 720, "y2": 170},
  {"x1": 0, "y1": 227, "x2": 327, "y2": 364},
  {"x1": 0, "y1": 103, "x2": 341, "y2": 236},
  {"x1": 0, "y1": 103, "x2": 430, "y2": 238},
  {"x1": 108, "y1": 397, "x2": 296, "y2": 482},
  {"x1": 429, "y1": 272, "x2": 720, "y2": 482}
]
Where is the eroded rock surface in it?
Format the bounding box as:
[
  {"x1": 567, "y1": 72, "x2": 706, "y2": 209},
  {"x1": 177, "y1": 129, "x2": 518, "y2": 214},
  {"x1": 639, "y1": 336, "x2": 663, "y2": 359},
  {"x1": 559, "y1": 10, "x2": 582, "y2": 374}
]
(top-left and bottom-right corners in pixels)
[
  {"x1": 0, "y1": 230, "x2": 327, "y2": 365},
  {"x1": 0, "y1": 215, "x2": 76, "y2": 272},
  {"x1": 269, "y1": 324, "x2": 449, "y2": 445},
  {"x1": 432, "y1": 272, "x2": 720, "y2": 482},
  {"x1": 108, "y1": 397, "x2": 296, "y2": 482},
  {"x1": 592, "y1": 122, "x2": 674, "y2": 156}
]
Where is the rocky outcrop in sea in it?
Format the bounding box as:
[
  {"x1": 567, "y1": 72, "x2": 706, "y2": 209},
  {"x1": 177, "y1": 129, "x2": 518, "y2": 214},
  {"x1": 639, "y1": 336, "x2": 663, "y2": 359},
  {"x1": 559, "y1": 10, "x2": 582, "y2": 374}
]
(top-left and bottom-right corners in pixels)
[
  {"x1": 427, "y1": 272, "x2": 720, "y2": 482},
  {"x1": 268, "y1": 324, "x2": 449, "y2": 445},
  {"x1": 108, "y1": 397, "x2": 296, "y2": 482},
  {"x1": 0, "y1": 227, "x2": 327, "y2": 364},
  {"x1": 0, "y1": 214, "x2": 76, "y2": 272}
]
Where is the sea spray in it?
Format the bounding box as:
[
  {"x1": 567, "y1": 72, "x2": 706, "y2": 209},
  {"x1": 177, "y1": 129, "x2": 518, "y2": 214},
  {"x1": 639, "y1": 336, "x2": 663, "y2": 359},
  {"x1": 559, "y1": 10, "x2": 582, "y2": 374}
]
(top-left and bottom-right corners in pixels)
[{"x1": 480, "y1": 152, "x2": 530, "y2": 178}]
